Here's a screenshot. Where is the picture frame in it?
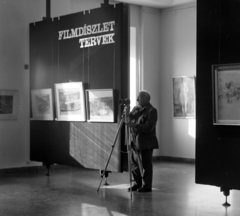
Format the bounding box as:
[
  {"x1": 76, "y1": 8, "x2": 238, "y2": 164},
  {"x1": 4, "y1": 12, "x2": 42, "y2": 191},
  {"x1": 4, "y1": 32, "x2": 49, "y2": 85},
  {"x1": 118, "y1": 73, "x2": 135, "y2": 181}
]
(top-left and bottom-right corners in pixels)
[
  {"x1": 55, "y1": 82, "x2": 86, "y2": 121},
  {"x1": 0, "y1": 90, "x2": 18, "y2": 120},
  {"x1": 31, "y1": 89, "x2": 54, "y2": 120},
  {"x1": 212, "y1": 63, "x2": 240, "y2": 125},
  {"x1": 172, "y1": 76, "x2": 196, "y2": 118},
  {"x1": 86, "y1": 89, "x2": 115, "y2": 122}
]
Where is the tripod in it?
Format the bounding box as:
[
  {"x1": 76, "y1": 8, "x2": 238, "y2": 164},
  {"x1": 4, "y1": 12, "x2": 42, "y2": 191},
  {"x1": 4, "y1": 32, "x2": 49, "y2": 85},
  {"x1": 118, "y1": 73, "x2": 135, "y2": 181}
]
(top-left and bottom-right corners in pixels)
[{"x1": 97, "y1": 104, "x2": 137, "y2": 198}]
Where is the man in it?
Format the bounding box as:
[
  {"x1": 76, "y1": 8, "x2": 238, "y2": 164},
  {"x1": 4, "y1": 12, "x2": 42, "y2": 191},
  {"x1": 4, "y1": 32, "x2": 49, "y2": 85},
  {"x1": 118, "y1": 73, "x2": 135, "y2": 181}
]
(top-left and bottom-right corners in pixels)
[{"x1": 126, "y1": 90, "x2": 159, "y2": 192}]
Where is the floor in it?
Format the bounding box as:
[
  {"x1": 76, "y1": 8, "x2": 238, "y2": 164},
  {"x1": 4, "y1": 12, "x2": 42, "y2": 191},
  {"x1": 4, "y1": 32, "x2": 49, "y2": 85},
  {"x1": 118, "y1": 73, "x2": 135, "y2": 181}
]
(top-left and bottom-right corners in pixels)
[{"x1": 0, "y1": 161, "x2": 240, "y2": 216}]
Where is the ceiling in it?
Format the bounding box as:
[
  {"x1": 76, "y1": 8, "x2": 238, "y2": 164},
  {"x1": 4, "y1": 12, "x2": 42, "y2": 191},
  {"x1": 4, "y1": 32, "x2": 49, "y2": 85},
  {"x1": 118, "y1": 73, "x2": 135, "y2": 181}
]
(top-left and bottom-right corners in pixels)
[{"x1": 113, "y1": 0, "x2": 196, "y2": 8}]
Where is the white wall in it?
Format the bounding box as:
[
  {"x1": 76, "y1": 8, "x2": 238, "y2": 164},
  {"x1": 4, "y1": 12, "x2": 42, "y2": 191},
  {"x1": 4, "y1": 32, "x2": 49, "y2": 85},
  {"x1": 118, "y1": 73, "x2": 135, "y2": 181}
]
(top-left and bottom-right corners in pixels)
[
  {"x1": 0, "y1": 0, "x2": 44, "y2": 169},
  {"x1": 140, "y1": 7, "x2": 162, "y2": 157},
  {"x1": 158, "y1": 4, "x2": 196, "y2": 158},
  {"x1": 129, "y1": 6, "x2": 162, "y2": 157},
  {"x1": 129, "y1": 3, "x2": 196, "y2": 159}
]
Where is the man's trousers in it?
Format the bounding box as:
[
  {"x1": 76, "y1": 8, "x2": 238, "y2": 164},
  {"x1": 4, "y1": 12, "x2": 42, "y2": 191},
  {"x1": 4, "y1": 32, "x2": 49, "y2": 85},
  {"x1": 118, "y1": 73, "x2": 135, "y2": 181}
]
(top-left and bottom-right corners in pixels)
[{"x1": 131, "y1": 149, "x2": 153, "y2": 188}]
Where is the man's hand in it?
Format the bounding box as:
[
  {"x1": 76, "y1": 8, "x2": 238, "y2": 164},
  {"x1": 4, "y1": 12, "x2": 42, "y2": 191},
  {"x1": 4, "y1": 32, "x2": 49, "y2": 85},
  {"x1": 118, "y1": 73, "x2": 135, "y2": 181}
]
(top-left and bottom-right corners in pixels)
[
  {"x1": 123, "y1": 106, "x2": 130, "y2": 116},
  {"x1": 125, "y1": 121, "x2": 137, "y2": 128}
]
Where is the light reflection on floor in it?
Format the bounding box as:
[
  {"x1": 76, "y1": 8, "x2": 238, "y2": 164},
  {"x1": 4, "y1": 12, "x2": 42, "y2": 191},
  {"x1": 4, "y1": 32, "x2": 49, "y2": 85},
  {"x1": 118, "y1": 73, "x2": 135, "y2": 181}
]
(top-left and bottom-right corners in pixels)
[{"x1": 0, "y1": 161, "x2": 240, "y2": 216}]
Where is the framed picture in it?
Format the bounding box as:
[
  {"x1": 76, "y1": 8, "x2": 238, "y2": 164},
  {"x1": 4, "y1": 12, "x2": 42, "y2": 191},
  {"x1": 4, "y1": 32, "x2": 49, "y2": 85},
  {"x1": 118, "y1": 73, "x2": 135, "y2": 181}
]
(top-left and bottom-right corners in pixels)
[
  {"x1": 173, "y1": 76, "x2": 196, "y2": 118},
  {"x1": 55, "y1": 82, "x2": 86, "y2": 121},
  {"x1": 0, "y1": 90, "x2": 18, "y2": 120},
  {"x1": 86, "y1": 89, "x2": 114, "y2": 122},
  {"x1": 212, "y1": 63, "x2": 240, "y2": 125},
  {"x1": 31, "y1": 89, "x2": 54, "y2": 120}
]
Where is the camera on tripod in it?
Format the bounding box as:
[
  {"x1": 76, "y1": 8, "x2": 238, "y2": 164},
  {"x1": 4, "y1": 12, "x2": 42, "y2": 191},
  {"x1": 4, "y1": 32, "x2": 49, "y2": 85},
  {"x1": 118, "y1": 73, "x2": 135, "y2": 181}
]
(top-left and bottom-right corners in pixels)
[{"x1": 119, "y1": 98, "x2": 130, "y2": 105}]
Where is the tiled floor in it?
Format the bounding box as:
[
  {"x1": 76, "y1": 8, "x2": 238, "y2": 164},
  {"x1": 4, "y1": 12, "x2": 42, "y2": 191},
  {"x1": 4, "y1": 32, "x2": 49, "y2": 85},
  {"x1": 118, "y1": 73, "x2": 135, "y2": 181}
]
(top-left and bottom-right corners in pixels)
[{"x1": 0, "y1": 161, "x2": 239, "y2": 216}]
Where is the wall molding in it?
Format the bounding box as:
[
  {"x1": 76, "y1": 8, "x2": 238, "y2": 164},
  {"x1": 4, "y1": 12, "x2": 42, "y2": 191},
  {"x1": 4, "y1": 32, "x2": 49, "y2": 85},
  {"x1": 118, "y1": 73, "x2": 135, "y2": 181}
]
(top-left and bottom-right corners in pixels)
[
  {"x1": 0, "y1": 164, "x2": 82, "y2": 176},
  {"x1": 0, "y1": 156, "x2": 195, "y2": 175},
  {"x1": 153, "y1": 156, "x2": 195, "y2": 164},
  {"x1": 160, "y1": 2, "x2": 196, "y2": 14},
  {"x1": 142, "y1": 6, "x2": 161, "y2": 15}
]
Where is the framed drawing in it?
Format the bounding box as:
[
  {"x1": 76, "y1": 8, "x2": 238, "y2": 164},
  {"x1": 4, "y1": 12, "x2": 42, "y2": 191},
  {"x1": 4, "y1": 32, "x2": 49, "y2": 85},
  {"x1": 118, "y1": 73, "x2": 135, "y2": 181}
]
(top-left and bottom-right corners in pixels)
[
  {"x1": 31, "y1": 89, "x2": 54, "y2": 120},
  {"x1": 0, "y1": 90, "x2": 18, "y2": 120},
  {"x1": 86, "y1": 89, "x2": 114, "y2": 122},
  {"x1": 173, "y1": 76, "x2": 196, "y2": 118},
  {"x1": 212, "y1": 63, "x2": 240, "y2": 125},
  {"x1": 55, "y1": 82, "x2": 86, "y2": 121}
]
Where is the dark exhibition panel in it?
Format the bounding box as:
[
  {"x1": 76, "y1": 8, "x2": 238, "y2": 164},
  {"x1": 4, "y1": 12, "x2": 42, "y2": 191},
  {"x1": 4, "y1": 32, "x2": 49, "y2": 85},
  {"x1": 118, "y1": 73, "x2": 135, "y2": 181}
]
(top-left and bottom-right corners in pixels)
[
  {"x1": 30, "y1": 3, "x2": 129, "y2": 172},
  {"x1": 196, "y1": 0, "x2": 240, "y2": 196}
]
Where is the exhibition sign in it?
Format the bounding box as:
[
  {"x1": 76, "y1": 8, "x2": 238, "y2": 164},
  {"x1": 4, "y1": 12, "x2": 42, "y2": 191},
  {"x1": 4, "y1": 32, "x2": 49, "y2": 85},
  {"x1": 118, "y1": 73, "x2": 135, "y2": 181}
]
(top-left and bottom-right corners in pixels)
[
  {"x1": 58, "y1": 21, "x2": 115, "y2": 48},
  {"x1": 30, "y1": 3, "x2": 128, "y2": 171}
]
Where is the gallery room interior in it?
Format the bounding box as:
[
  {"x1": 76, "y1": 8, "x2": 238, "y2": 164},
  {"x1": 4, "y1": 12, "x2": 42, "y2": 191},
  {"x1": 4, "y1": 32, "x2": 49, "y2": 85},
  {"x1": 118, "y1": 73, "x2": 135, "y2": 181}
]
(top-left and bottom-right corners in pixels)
[{"x1": 1, "y1": 0, "x2": 240, "y2": 215}]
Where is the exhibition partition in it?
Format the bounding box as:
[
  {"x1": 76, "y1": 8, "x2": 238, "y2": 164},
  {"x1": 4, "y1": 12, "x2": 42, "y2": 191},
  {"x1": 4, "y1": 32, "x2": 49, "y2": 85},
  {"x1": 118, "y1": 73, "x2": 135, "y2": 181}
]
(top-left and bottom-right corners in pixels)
[
  {"x1": 30, "y1": 3, "x2": 129, "y2": 172},
  {"x1": 196, "y1": 0, "x2": 240, "y2": 199}
]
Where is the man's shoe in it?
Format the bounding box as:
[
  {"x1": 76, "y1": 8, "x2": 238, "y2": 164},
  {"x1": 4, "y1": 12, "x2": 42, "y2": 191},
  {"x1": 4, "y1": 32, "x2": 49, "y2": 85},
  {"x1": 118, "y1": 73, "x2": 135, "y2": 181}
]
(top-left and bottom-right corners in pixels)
[
  {"x1": 137, "y1": 187, "x2": 152, "y2": 192},
  {"x1": 128, "y1": 185, "x2": 141, "y2": 192}
]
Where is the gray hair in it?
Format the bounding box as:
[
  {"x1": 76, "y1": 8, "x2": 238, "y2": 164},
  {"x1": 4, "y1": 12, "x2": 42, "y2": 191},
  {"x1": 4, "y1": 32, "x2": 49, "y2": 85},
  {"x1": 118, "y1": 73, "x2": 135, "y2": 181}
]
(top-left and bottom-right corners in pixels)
[{"x1": 139, "y1": 90, "x2": 151, "y2": 102}]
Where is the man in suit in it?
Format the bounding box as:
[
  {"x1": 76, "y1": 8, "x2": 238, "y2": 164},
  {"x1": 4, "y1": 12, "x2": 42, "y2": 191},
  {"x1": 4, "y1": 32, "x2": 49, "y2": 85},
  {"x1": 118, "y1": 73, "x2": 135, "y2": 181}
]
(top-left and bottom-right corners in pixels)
[{"x1": 126, "y1": 90, "x2": 159, "y2": 192}]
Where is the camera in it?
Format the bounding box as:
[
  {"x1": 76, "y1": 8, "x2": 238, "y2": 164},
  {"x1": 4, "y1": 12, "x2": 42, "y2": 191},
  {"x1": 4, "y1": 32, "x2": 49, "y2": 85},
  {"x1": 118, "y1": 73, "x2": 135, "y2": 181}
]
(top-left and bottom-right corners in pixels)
[{"x1": 119, "y1": 98, "x2": 130, "y2": 105}]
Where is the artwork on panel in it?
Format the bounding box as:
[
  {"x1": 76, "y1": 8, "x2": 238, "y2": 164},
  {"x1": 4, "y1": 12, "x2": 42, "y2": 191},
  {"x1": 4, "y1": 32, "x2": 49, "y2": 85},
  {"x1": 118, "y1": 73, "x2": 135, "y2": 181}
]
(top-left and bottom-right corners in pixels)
[
  {"x1": 212, "y1": 63, "x2": 240, "y2": 125},
  {"x1": 55, "y1": 82, "x2": 86, "y2": 121},
  {"x1": 173, "y1": 76, "x2": 196, "y2": 118},
  {"x1": 0, "y1": 90, "x2": 18, "y2": 120},
  {"x1": 86, "y1": 89, "x2": 114, "y2": 122},
  {"x1": 31, "y1": 89, "x2": 54, "y2": 120}
]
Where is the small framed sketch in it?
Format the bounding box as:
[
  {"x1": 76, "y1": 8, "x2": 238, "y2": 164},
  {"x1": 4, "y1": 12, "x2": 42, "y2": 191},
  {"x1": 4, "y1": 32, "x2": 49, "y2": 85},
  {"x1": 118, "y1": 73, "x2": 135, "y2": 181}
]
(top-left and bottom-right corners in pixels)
[
  {"x1": 55, "y1": 82, "x2": 86, "y2": 121},
  {"x1": 86, "y1": 89, "x2": 114, "y2": 122},
  {"x1": 0, "y1": 90, "x2": 18, "y2": 120},
  {"x1": 31, "y1": 89, "x2": 54, "y2": 120},
  {"x1": 212, "y1": 63, "x2": 240, "y2": 125},
  {"x1": 173, "y1": 76, "x2": 196, "y2": 118}
]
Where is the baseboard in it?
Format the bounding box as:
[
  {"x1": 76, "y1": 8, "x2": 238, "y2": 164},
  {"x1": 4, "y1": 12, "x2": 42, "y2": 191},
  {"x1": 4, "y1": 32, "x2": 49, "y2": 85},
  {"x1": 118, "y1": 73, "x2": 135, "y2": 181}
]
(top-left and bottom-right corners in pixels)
[
  {"x1": 0, "y1": 164, "x2": 76, "y2": 176},
  {"x1": 0, "y1": 156, "x2": 195, "y2": 175},
  {"x1": 153, "y1": 155, "x2": 195, "y2": 164}
]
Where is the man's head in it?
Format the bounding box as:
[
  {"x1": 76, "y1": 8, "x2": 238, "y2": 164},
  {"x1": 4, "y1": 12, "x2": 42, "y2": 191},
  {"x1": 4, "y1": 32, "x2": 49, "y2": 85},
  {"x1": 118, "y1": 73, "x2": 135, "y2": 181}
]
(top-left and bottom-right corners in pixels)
[{"x1": 137, "y1": 90, "x2": 151, "y2": 107}]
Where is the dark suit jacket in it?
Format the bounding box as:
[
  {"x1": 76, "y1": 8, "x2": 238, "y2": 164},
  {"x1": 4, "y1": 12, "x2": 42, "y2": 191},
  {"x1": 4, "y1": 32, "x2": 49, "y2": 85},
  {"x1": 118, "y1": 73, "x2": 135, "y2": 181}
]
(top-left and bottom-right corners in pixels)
[{"x1": 129, "y1": 103, "x2": 159, "y2": 150}]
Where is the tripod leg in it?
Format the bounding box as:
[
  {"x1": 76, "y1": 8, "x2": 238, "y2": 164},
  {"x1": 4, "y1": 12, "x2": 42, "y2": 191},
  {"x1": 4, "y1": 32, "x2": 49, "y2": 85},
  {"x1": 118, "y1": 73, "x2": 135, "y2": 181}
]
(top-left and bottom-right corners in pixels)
[
  {"x1": 128, "y1": 145, "x2": 133, "y2": 198},
  {"x1": 45, "y1": 162, "x2": 51, "y2": 176},
  {"x1": 97, "y1": 176, "x2": 104, "y2": 192},
  {"x1": 97, "y1": 118, "x2": 124, "y2": 192},
  {"x1": 104, "y1": 178, "x2": 109, "y2": 186},
  {"x1": 97, "y1": 157, "x2": 113, "y2": 192},
  {"x1": 99, "y1": 170, "x2": 111, "y2": 186},
  {"x1": 103, "y1": 171, "x2": 111, "y2": 186}
]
